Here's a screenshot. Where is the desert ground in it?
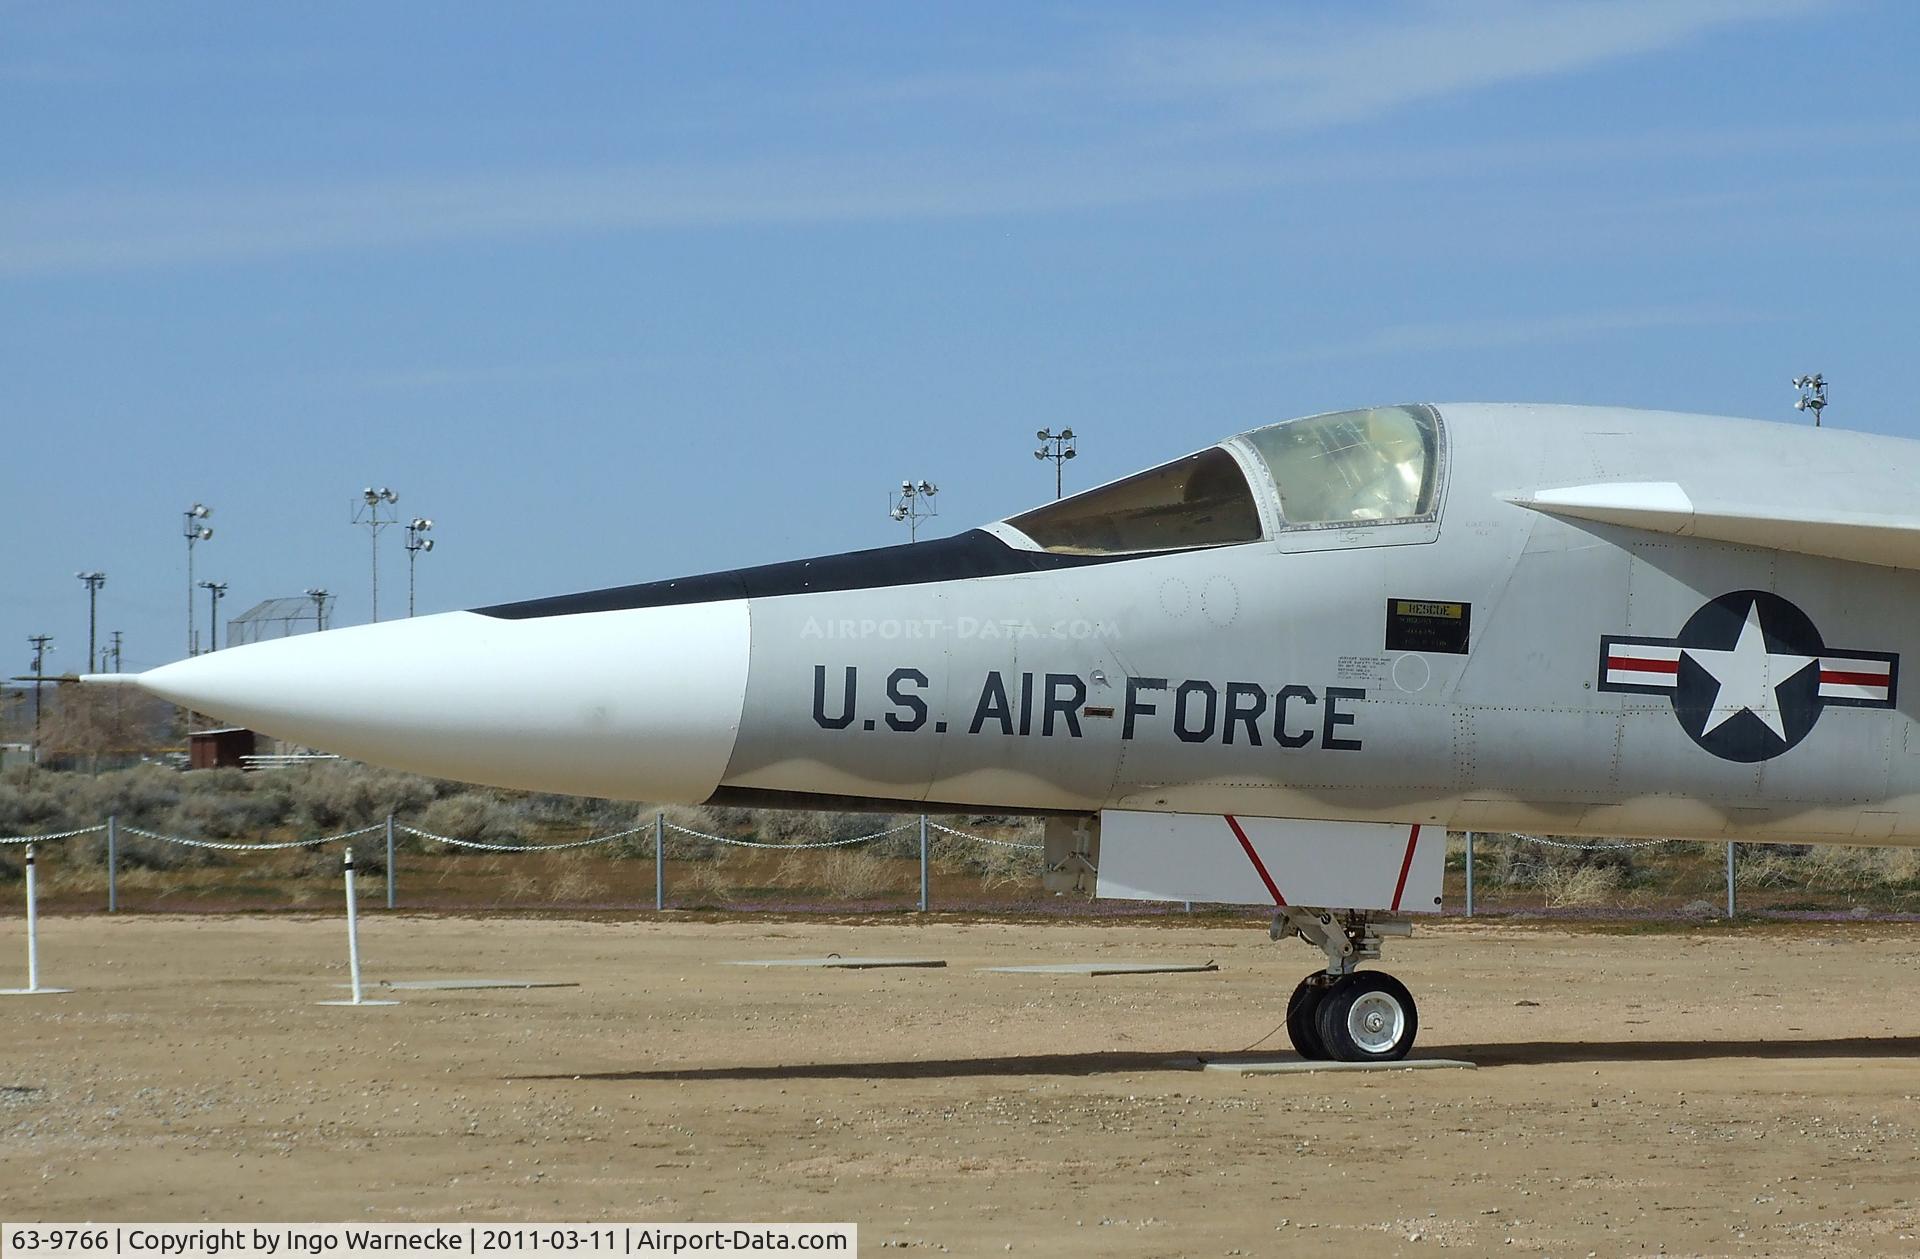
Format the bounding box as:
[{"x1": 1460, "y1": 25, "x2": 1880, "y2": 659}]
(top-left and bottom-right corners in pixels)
[{"x1": 2, "y1": 913, "x2": 1918, "y2": 1256}]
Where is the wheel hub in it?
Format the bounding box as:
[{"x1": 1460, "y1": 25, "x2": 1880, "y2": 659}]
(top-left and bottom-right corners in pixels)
[{"x1": 1347, "y1": 991, "x2": 1406, "y2": 1054}]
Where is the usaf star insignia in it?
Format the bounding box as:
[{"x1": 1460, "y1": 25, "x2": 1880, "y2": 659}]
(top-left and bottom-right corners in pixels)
[{"x1": 1599, "y1": 589, "x2": 1897, "y2": 763}]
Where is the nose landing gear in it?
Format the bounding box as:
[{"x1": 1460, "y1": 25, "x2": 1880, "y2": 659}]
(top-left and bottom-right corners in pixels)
[{"x1": 1274, "y1": 909, "x2": 1420, "y2": 1062}]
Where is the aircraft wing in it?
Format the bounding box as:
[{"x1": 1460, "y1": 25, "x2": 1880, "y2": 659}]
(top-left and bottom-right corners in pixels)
[{"x1": 1508, "y1": 481, "x2": 1920, "y2": 572}]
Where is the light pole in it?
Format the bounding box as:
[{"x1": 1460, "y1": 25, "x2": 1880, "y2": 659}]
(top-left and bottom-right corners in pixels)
[
  {"x1": 352, "y1": 487, "x2": 400, "y2": 622},
  {"x1": 198, "y1": 581, "x2": 228, "y2": 651},
  {"x1": 1034, "y1": 428, "x2": 1077, "y2": 499},
  {"x1": 26, "y1": 635, "x2": 52, "y2": 762},
  {"x1": 889, "y1": 480, "x2": 939, "y2": 542},
  {"x1": 304, "y1": 587, "x2": 333, "y2": 632},
  {"x1": 404, "y1": 518, "x2": 435, "y2": 617},
  {"x1": 75, "y1": 572, "x2": 105, "y2": 672},
  {"x1": 182, "y1": 504, "x2": 213, "y2": 655},
  {"x1": 1792, "y1": 374, "x2": 1828, "y2": 426}
]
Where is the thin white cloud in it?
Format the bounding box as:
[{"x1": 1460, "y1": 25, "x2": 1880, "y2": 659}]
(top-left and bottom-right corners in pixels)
[
  {"x1": 1281, "y1": 303, "x2": 1776, "y2": 363},
  {"x1": 868, "y1": 0, "x2": 1835, "y2": 132},
  {"x1": 1110, "y1": 0, "x2": 1836, "y2": 132},
  {"x1": 0, "y1": 1, "x2": 1858, "y2": 277}
]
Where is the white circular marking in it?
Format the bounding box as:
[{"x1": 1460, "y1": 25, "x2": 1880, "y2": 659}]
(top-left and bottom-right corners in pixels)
[{"x1": 1392, "y1": 653, "x2": 1432, "y2": 693}]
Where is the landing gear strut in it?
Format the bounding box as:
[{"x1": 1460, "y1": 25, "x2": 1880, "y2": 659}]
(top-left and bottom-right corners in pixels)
[{"x1": 1273, "y1": 908, "x2": 1419, "y2": 1062}]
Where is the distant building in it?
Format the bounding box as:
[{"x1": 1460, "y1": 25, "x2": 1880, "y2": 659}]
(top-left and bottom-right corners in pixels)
[{"x1": 189, "y1": 727, "x2": 257, "y2": 770}]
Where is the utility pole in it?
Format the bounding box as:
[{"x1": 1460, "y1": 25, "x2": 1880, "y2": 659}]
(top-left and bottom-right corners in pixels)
[
  {"x1": 198, "y1": 581, "x2": 228, "y2": 651},
  {"x1": 352, "y1": 487, "x2": 400, "y2": 622},
  {"x1": 108, "y1": 631, "x2": 124, "y2": 673},
  {"x1": 75, "y1": 572, "x2": 105, "y2": 671},
  {"x1": 305, "y1": 588, "x2": 332, "y2": 632},
  {"x1": 26, "y1": 635, "x2": 52, "y2": 762},
  {"x1": 1034, "y1": 428, "x2": 1078, "y2": 500},
  {"x1": 1792, "y1": 374, "x2": 1828, "y2": 426},
  {"x1": 182, "y1": 504, "x2": 213, "y2": 655},
  {"x1": 404, "y1": 518, "x2": 435, "y2": 617},
  {"x1": 889, "y1": 480, "x2": 939, "y2": 542}
]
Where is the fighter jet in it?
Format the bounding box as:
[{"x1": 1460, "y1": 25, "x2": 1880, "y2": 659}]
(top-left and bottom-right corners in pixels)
[{"x1": 96, "y1": 402, "x2": 1920, "y2": 1061}]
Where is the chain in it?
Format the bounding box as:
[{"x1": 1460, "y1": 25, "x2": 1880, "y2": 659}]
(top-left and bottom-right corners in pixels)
[
  {"x1": 662, "y1": 821, "x2": 916, "y2": 850},
  {"x1": 928, "y1": 822, "x2": 1042, "y2": 851},
  {"x1": 0, "y1": 824, "x2": 107, "y2": 846},
  {"x1": 118, "y1": 823, "x2": 387, "y2": 852},
  {"x1": 398, "y1": 824, "x2": 650, "y2": 852},
  {"x1": 1502, "y1": 832, "x2": 1685, "y2": 852}
]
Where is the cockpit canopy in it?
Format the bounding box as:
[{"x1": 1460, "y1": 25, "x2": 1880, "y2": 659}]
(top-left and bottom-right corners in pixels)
[{"x1": 1004, "y1": 404, "x2": 1443, "y2": 555}]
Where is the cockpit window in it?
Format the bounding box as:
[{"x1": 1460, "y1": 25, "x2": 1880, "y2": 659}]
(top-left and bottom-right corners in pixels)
[
  {"x1": 1005, "y1": 447, "x2": 1263, "y2": 555},
  {"x1": 1241, "y1": 405, "x2": 1439, "y2": 526}
]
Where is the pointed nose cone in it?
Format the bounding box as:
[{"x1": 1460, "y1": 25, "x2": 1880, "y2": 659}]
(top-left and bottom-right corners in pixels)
[{"x1": 124, "y1": 604, "x2": 750, "y2": 802}]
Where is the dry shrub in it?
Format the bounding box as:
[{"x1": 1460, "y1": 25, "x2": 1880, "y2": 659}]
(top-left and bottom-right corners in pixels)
[
  {"x1": 416, "y1": 794, "x2": 529, "y2": 848},
  {"x1": 1537, "y1": 862, "x2": 1621, "y2": 908},
  {"x1": 673, "y1": 861, "x2": 735, "y2": 907},
  {"x1": 544, "y1": 855, "x2": 603, "y2": 905},
  {"x1": 495, "y1": 872, "x2": 539, "y2": 905},
  {"x1": 815, "y1": 846, "x2": 900, "y2": 900},
  {"x1": 931, "y1": 833, "x2": 1040, "y2": 891}
]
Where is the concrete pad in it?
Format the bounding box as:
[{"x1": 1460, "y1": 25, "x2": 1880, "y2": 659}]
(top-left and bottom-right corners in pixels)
[
  {"x1": 980, "y1": 961, "x2": 1219, "y2": 976},
  {"x1": 1195, "y1": 1056, "x2": 1476, "y2": 1075},
  {"x1": 0, "y1": 987, "x2": 72, "y2": 996},
  {"x1": 335, "y1": 979, "x2": 580, "y2": 991},
  {"x1": 723, "y1": 957, "x2": 946, "y2": 969}
]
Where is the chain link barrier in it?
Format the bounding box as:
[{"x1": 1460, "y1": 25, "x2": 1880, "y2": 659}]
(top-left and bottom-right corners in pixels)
[
  {"x1": 928, "y1": 822, "x2": 1043, "y2": 851},
  {"x1": 5, "y1": 815, "x2": 1046, "y2": 857},
  {"x1": 1503, "y1": 832, "x2": 1689, "y2": 852},
  {"x1": 118, "y1": 823, "x2": 387, "y2": 852},
  {"x1": 663, "y1": 820, "x2": 918, "y2": 850},
  {"x1": 398, "y1": 823, "x2": 651, "y2": 853},
  {"x1": 0, "y1": 824, "x2": 107, "y2": 846}
]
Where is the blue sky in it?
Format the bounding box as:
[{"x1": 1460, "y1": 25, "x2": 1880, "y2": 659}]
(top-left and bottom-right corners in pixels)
[{"x1": 4, "y1": 0, "x2": 1915, "y2": 672}]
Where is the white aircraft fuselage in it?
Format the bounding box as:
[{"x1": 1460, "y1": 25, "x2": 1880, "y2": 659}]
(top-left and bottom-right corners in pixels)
[{"x1": 116, "y1": 402, "x2": 1920, "y2": 846}]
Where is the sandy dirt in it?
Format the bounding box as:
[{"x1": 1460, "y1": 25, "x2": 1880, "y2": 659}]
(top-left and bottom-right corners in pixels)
[{"x1": 2, "y1": 912, "x2": 1918, "y2": 1256}]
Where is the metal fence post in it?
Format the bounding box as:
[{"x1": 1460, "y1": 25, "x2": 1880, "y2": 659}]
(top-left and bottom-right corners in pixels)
[
  {"x1": 385, "y1": 814, "x2": 396, "y2": 910},
  {"x1": 25, "y1": 846, "x2": 38, "y2": 991},
  {"x1": 107, "y1": 815, "x2": 118, "y2": 914},
  {"x1": 655, "y1": 811, "x2": 666, "y2": 912},
  {"x1": 1725, "y1": 841, "x2": 1736, "y2": 918},
  {"x1": 918, "y1": 815, "x2": 929, "y2": 913},
  {"x1": 1464, "y1": 831, "x2": 1475, "y2": 918}
]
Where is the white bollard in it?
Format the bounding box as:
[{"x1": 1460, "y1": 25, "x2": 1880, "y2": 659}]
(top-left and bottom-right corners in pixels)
[
  {"x1": 317, "y1": 849, "x2": 397, "y2": 1007},
  {"x1": 3, "y1": 845, "x2": 72, "y2": 997}
]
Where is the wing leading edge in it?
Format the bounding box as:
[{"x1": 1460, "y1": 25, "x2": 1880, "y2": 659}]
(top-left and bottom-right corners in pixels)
[{"x1": 1508, "y1": 481, "x2": 1920, "y2": 572}]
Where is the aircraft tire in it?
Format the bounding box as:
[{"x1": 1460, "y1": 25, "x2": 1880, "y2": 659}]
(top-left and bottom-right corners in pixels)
[
  {"x1": 1316, "y1": 971, "x2": 1418, "y2": 1063},
  {"x1": 1285, "y1": 973, "x2": 1333, "y2": 1060}
]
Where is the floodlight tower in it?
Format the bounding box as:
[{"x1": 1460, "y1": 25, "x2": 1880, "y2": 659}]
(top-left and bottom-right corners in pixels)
[
  {"x1": 1034, "y1": 427, "x2": 1078, "y2": 500},
  {"x1": 1792, "y1": 374, "x2": 1828, "y2": 426},
  {"x1": 352, "y1": 486, "x2": 401, "y2": 622},
  {"x1": 404, "y1": 518, "x2": 435, "y2": 617},
  {"x1": 75, "y1": 571, "x2": 105, "y2": 672},
  {"x1": 198, "y1": 581, "x2": 228, "y2": 651},
  {"x1": 182, "y1": 503, "x2": 214, "y2": 655},
  {"x1": 889, "y1": 480, "x2": 939, "y2": 542},
  {"x1": 304, "y1": 587, "x2": 333, "y2": 632}
]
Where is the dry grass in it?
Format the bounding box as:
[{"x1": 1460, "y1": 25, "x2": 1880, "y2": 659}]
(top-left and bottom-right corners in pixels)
[
  {"x1": 813, "y1": 847, "x2": 901, "y2": 900},
  {"x1": 1537, "y1": 862, "x2": 1622, "y2": 908}
]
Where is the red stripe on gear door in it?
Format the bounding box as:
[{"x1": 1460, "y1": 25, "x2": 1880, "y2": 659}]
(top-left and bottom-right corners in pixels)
[{"x1": 1223, "y1": 814, "x2": 1286, "y2": 906}]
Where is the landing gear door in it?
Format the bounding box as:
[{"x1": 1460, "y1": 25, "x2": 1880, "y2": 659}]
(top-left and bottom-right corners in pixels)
[{"x1": 1095, "y1": 809, "x2": 1444, "y2": 913}]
